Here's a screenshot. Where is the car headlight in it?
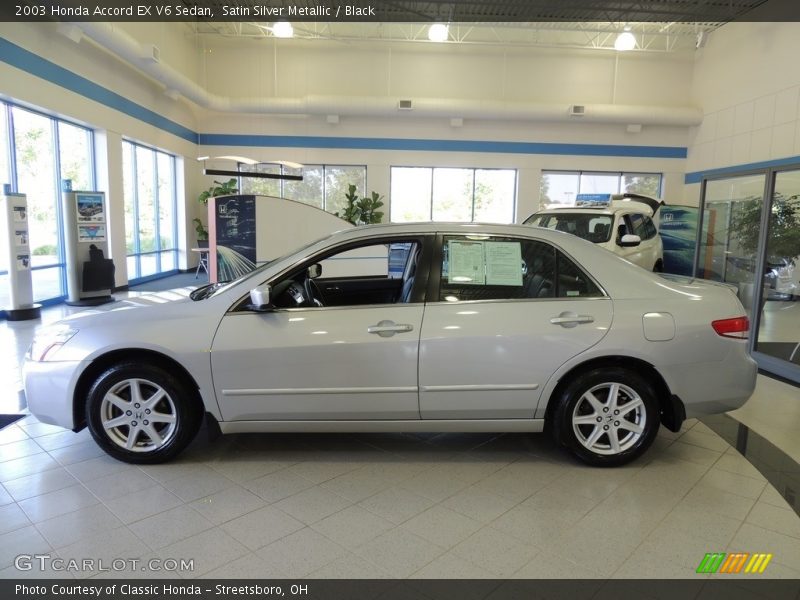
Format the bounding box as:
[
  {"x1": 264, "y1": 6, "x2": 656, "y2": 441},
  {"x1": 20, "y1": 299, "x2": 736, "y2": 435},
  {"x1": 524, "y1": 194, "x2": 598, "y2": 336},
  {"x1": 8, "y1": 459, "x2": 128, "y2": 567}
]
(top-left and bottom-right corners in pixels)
[{"x1": 28, "y1": 325, "x2": 79, "y2": 362}]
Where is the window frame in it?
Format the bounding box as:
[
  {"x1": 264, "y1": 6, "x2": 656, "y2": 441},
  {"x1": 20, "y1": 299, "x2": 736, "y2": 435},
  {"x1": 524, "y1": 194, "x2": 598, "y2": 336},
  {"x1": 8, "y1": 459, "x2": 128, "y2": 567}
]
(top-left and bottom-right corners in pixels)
[
  {"x1": 237, "y1": 163, "x2": 368, "y2": 214},
  {"x1": 427, "y1": 232, "x2": 608, "y2": 304},
  {"x1": 229, "y1": 233, "x2": 435, "y2": 313},
  {"x1": 541, "y1": 170, "x2": 663, "y2": 205},
  {"x1": 0, "y1": 101, "x2": 95, "y2": 305},
  {"x1": 122, "y1": 139, "x2": 178, "y2": 283},
  {"x1": 390, "y1": 166, "x2": 518, "y2": 224}
]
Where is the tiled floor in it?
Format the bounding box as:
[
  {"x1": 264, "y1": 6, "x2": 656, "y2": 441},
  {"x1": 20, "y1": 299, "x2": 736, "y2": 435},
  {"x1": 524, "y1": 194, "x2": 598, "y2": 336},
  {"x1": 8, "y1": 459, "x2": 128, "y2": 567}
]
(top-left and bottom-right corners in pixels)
[{"x1": 1, "y1": 285, "x2": 799, "y2": 579}]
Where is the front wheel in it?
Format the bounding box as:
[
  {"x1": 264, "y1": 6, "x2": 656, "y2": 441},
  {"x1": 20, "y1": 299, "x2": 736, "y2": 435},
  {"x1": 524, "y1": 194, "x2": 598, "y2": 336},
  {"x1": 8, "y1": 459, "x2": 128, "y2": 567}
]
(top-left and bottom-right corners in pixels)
[
  {"x1": 551, "y1": 367, "x2": 660, "y2": 467},
  {"x1": 86, "y1": 362, "x2": 202, "y2": 464}
]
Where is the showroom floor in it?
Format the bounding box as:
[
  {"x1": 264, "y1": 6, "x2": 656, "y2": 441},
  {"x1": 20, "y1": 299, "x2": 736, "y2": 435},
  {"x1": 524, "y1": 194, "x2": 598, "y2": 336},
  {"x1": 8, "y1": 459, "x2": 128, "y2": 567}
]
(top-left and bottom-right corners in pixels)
[{"x1": 1, "y1": 283, "x2": 799, "y2": 580}]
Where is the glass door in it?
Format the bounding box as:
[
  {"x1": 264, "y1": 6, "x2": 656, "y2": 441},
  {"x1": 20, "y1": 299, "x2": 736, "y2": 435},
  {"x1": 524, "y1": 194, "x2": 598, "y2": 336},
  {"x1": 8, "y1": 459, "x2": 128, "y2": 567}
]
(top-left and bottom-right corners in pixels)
[
  {"x1": 696, "y1": 174, "x2": 767, "y2": 314},
  {"x1": 753, "y1": 169, "x2": 800, "y2": 372}
]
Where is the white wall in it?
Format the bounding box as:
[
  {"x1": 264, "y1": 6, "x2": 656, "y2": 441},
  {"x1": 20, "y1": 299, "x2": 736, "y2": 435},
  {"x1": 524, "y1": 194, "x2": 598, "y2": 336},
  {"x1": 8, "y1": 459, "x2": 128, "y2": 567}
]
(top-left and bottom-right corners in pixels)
[
  {"x1": 0, "y1": 22, "x2": 201, "y2": 285},
  {"x1": 1, "y1": 23, "x2": 697, "y2": 288},
  {"x1": 684, "y1": 22, "x2": 800, "y2": 204}
]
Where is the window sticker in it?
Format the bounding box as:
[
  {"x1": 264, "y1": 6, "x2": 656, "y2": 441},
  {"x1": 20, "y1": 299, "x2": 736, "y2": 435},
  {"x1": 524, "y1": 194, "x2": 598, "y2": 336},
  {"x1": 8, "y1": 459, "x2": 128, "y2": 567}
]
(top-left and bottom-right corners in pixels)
[
  {"x1": 447, "y1": 240, "x2": 485, "y2": 285},
  {"x1": 485, "y1": 242, "x2": 523, "y2": 286}
]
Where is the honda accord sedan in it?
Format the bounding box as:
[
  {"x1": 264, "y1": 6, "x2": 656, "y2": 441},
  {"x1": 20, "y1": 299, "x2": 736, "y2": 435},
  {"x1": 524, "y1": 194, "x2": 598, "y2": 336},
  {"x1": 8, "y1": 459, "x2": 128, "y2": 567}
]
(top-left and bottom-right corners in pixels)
[{"x1": 24, "y1": 222, "x2": 757, "y2": 467}]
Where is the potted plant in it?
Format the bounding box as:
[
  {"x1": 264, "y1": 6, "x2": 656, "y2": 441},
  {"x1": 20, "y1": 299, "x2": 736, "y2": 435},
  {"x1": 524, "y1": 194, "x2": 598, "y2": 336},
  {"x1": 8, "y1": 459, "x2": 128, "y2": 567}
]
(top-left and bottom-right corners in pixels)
[
  {"x1": 195, "y1": 178, "x2": 239, "y2": 243},
  {"x1": 335, "y1": 184, "x2": 385, "y2": 225}
]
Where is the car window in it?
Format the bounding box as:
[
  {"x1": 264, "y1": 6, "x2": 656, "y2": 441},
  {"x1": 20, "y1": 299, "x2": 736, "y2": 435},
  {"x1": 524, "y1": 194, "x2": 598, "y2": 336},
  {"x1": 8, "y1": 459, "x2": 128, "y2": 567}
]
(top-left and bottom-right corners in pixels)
[
  {"x1": 628, "y1": 213, "x2": 645, "y2": 237},
  {"x1": 556, "y1": 252, "x2": 603, "y2": 298},
  {"x1": 526, "y1": 213, "x2": 613, "y2": 243},
  {"x1": 643, "y1": 216, "x2": 658, "y2": 240},
  {"x1": 439, "y1": 235, "x2": 602, "y2": 301},
  {"x1": 233, "y1": 237, "x2": 424, "y2": 311}
]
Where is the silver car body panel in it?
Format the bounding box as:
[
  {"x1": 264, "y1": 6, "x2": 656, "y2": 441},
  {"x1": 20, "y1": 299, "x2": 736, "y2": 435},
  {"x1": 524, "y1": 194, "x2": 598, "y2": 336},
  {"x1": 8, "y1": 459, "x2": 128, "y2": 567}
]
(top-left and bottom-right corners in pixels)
[{"x1": 24, "y1": 222, "x2": 757, "y2": 434}]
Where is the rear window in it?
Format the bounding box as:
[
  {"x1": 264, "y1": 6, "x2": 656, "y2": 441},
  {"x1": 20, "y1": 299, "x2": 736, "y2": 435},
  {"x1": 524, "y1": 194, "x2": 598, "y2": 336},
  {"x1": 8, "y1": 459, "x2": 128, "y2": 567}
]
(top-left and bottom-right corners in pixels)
[{"x1": 525, "y1": 213, "x2": 614, "y2": 243}]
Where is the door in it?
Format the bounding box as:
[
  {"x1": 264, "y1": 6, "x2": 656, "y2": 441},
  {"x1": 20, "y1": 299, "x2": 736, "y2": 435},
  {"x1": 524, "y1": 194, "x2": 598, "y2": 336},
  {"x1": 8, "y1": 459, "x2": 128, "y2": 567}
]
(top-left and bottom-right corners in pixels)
[
  {"x1": 419, "y1": 234, "x2": 613, "y2": 419},
  {"x1": 211, "y1": 237, "x2": 428, "y2": 422}
]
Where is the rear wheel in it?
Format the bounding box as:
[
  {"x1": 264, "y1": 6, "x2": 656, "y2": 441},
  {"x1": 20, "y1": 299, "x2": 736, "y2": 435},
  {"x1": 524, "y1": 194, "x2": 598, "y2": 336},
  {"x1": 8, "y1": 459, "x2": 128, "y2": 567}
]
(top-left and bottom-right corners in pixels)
[
  {"x1": 86, "y1": 362, "x2": 202, "y2": 464},
  {"x1": 653, "y1": 260, "x2": 663, "y2": 272},
  {"x1": 551, "y1": 367, "x2": 659, "y2": 467}
]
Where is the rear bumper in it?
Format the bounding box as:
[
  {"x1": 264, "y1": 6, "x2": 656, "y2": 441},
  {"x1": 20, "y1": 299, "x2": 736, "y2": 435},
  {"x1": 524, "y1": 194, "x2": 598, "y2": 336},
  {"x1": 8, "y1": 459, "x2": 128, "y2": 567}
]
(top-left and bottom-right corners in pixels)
[
  {"x1": 659, "y1": 349, "x2": 758, "y2": 419},
  {"x1": 23, "y1": 359, "x2": 87, "y2": 430}
]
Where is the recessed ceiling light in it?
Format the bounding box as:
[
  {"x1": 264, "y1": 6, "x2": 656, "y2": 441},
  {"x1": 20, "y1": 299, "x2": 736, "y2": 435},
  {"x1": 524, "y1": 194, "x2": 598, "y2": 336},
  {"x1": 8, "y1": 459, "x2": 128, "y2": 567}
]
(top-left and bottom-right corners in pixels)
[
  {"x1": 272, "y1": 21, "x2": 294, "y2": 38},
  {"x1": 428, "y1": 23, "x2": 449, "y2": 42}
]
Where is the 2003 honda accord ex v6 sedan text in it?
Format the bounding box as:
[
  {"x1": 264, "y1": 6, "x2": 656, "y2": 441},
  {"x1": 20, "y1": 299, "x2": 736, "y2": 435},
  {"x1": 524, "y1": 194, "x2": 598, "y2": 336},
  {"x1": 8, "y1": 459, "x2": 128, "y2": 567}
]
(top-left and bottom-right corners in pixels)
[{"x1": 24, "y1": 222, "x2": 757, "y2": 467}]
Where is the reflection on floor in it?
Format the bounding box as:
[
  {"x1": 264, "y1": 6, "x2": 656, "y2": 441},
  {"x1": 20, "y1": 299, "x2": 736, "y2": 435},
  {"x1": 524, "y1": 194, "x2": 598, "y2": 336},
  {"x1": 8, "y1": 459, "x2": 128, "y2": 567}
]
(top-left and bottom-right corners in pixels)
[{"x1": 1, "y1": 280, "x2": 799, "y2": 579}]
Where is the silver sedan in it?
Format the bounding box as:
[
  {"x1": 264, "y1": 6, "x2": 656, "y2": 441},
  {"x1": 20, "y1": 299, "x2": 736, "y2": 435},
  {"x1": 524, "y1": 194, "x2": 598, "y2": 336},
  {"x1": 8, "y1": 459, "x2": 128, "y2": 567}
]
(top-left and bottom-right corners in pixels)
[{"x1": 24, "y1": 222, "x2": 757, "y2": 466}]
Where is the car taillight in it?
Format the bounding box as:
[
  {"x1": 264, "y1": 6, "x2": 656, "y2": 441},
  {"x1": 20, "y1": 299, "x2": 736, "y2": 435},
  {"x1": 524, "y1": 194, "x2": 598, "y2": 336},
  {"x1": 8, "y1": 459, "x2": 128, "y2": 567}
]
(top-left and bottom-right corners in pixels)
[{"x1": 712, "y1": 316, "x2": 749, "y2": 339}]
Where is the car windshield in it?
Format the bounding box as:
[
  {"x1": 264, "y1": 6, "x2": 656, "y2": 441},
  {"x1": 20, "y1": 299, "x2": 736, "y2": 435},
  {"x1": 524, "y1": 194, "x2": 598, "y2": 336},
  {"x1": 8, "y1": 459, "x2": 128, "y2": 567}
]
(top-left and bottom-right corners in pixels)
[{"x1": 525, "y1": 213, "x2": 614, "y2": 243}]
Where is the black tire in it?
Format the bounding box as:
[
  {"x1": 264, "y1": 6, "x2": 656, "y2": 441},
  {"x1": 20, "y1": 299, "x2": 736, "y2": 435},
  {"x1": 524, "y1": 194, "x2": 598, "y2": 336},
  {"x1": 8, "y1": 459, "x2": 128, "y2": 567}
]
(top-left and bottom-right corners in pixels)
[
  {"x1": 551, "y1": 367, "x2": 659, "y2": 467},
  {"x1": 653, "y1": 260, "x2": 663, "y2": 273},
  {"x1": 85, "y1": 362, "x2": 202, "y2": 464}
]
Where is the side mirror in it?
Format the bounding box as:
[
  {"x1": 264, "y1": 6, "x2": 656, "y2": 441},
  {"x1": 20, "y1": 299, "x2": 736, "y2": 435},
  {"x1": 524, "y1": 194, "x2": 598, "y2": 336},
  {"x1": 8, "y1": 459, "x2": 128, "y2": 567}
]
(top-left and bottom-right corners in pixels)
[
  {"x1": 249, "y1": 283, "x2": 272, "y2": 311},
  {"x1": 619, "y1": 234, "x2": 642, "y2": 247},
  {"x1": 307, "y1": 263, "x2": 322, "y2": 279}
]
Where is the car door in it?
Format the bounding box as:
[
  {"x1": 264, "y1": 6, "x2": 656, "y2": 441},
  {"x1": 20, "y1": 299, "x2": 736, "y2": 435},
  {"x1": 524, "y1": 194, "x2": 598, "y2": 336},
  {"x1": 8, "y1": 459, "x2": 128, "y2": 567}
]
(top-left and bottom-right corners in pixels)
[
  {"x1": 211, "y1": 235, "x2": 431, "y2": 422},
  {"x1": 418, "y1": 233, "x2": 613, "y2": 419}
]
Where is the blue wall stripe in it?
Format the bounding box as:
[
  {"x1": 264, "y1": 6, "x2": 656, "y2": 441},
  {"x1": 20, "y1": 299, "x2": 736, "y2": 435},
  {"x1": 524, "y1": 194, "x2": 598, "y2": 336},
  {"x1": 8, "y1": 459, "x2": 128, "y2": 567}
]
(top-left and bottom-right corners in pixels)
[
  {"x1": 685, "y1": 154, "x2": 800, "y2": 184},
  {"x1": 0, "y1": 37, "x2": 198, "y2": 144},
  {"x1": 199, "y1": 133, "x2": 687, "y2": 159}
]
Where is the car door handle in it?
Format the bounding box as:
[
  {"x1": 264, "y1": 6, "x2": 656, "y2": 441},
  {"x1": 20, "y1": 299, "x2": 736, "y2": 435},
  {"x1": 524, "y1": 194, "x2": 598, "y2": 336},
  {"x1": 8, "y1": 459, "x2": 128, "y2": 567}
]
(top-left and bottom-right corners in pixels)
[
  {"x1": 550, "y1": 312, "x2": 595, "y2": 328},
  {"x1": 367, "y1": 320, "x2": 414, "y2": 337}
]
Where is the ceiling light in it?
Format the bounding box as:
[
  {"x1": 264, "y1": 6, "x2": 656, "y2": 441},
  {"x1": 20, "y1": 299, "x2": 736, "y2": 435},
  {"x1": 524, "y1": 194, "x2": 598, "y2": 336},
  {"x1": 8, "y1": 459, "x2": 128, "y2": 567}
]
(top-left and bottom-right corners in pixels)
[
  {"x1": 614, "y1": 29, "x2": 636, "y2": 51},
  {"x1": 272, "y1": 21, "x2": 293, "y2": 38},
  {"x1": 428, "y1": 23, "x2": 449, "y2": 42}
]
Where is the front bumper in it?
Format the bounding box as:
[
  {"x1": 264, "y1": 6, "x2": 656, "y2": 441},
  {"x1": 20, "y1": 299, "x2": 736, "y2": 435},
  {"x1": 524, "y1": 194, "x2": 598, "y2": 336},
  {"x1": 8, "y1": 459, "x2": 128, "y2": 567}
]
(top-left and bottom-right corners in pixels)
[{"x1": 23, "y1": 359, "x2": 88, "y2": 430}]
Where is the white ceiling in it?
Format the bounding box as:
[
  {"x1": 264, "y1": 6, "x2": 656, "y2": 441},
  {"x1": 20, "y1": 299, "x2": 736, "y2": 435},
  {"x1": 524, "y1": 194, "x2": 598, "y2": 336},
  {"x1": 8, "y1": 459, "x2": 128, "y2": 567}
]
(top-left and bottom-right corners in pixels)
[{"x1": 189, "y1": 21, "x2": 720, "y2": 54}]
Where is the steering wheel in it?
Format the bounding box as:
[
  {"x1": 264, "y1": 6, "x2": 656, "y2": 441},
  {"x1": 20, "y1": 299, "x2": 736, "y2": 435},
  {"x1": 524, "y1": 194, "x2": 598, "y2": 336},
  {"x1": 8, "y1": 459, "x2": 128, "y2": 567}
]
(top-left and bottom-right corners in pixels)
[{"x1": 304, "y1": 276, "x2": 324, "y2": 307}]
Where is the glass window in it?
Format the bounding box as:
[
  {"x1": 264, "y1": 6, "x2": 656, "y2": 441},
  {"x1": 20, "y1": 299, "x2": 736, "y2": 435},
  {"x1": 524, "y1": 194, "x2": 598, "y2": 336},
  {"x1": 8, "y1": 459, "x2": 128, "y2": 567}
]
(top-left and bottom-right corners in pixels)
[
  {"x1": 392, "y1": 167, "x2": 516, "y2": 224},
  {"x1": 325, "y1": 165, "x2": 367, "y2": 216},
  {"x1": 540, "y1": 172, "x2": 579, "y2": 205},
  {"x1": 239, "y1": 164, "x2": 366, "y2": 215},
  {"x1": 474, "y1": 169, "x2": 516, "y2": 223},
  {"x1": 58, "y1": 122, "x2": 92, "y2": 190},
  {"x1": 754, "y1": 169, "x2": 800, "y2": 367},
  {"x1": 439, "y1": 236, "x2": 556, "y2": 302},
  {"x1": 556, "y1": 252, "x2": 602, "y2": 298},
  {"x1": 697, "y1": 174, "x2": 767, "y2": 317},
  {"x1": 122, "y1": 141, "x2": 177, "y2": 281},
  {"x1": 627, "y1": 213, "x2": 645, "y2": 237},
  {"x1": 240, "y1": 163, "x2": 280, "y2": 197},
  {"x1": 580, "y1": 172, "x2": 620, "y2": 195},
  {"x1": 0, "y1": 106, "x2": 9, "y2": 191},
  {"x1": 432, "y1": 168, "x2": 473, "y2": 221},
  {"x1": 269, "y1": 238, "x2": 421, "y2": 309},
  {"x1": 525, "y1": 213, "x2": 614, "y2": 244},
  {"x1": 623, "y1": 173, "x2": 662, "y2": 197},
  {"x1": 0, "y1": 102, "x2": 93, "y2": 303},
  {"x1": 283, "y1": 165, "x2": 324, "y2": 209},
  {"x1": 13, "y1": 107, "x2": 61, "y2": 301},
  {"x1": 391, "y1": 167, "x2": 432, "y2": 222},
  {"x1": 0, "y1": 107, "x2": 8, "y2": 283},
  {"x1": 541, "y1": 171, "x2": 663, "y2": 206}
]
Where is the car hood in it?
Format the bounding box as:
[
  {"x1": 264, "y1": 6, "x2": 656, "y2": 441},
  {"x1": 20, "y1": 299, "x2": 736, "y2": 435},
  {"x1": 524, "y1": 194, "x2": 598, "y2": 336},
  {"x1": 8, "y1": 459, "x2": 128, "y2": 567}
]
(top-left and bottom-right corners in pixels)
[{"x1": 57, "y1": 289, "x2": 198, "y2": 326}]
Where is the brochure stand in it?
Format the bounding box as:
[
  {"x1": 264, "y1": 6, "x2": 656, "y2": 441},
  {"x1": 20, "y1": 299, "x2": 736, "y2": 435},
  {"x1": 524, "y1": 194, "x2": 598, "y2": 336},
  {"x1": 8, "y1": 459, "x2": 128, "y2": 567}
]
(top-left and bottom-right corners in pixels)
[
  {"x1": 62, "y1": 184, "x2": 114, "y2": 306},
  {"x1": 0, "y1": 186, "x2": 41, "y2": 320}
]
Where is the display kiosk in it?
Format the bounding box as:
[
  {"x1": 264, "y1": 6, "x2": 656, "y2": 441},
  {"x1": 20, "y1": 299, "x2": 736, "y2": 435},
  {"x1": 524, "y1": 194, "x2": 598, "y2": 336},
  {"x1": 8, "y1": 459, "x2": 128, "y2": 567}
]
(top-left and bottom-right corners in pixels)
[
  {"x1": 61, "y1": 184, "x2": 115, "y2": 306},
  {"x1": 0, "y1": 186, "x2": 41, "y2": 320}
]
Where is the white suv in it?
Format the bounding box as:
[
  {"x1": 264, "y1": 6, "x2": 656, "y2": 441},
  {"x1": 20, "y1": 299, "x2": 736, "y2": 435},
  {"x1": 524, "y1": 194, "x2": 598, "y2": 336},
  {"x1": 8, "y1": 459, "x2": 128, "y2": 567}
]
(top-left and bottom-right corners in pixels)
[{"x1": 524, "y1": 194, "x2": 665, "y2": 271}]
